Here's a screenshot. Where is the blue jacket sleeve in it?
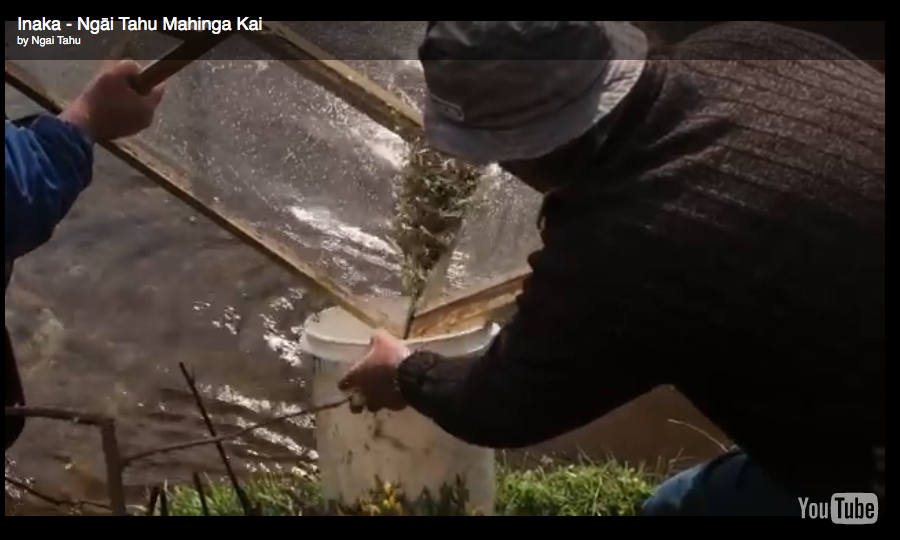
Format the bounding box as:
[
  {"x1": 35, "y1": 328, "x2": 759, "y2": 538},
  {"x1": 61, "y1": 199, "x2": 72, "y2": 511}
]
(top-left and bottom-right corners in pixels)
[{"x1": 5, "y1": 115, "x2": 94, "y2": 262}]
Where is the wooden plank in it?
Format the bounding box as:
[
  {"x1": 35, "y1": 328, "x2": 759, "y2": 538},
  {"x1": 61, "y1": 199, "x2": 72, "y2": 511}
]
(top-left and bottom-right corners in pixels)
[
  {"x1": 156, "y1": 29, "x2": 208, "y2": 41},
  {"x1": 244, "y1": 22, "x2": 424, "y2": 143},
  {"x1": 131, "y1": 32, "x2": 233, "y2": 94},
  {"x1": 407, "y1": 267, "x2": 530, "y2": 337},
  {"x1": 5, "y1": 60, "x2": 400, "y2": 335}
]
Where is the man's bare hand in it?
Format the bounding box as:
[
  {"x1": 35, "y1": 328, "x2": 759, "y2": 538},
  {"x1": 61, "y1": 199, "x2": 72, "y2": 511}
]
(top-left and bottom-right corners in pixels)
[
  {"x1": 60, "y1": 60, "x2": 165, "y2": 141},
  {"x1": 338, "y1": 330, "x2": 411, "y2": 414}
]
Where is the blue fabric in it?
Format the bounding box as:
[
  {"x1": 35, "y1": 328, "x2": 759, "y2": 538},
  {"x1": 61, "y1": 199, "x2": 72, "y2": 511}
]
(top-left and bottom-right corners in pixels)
[
  {"x1": 642, "y1": 450, "x2": 802, "y2": 516},
  {"x1": 5, "y1": 114, "x2": 93, "y2": 451},
  {"x1": 5, "y1": 115, "x2": 94, "y2": 264}
]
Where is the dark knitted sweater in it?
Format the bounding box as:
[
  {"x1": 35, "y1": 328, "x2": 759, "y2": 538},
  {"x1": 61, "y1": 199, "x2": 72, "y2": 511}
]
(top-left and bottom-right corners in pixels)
[{"x1": 398, "y1": 22, "x2": 885, "y2": 500}]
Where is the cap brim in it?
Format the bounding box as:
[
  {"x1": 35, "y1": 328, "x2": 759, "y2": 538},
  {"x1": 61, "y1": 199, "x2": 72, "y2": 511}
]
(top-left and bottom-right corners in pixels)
[{"x1": 424, "y1": 21, "x2": 648, "y2": 164}]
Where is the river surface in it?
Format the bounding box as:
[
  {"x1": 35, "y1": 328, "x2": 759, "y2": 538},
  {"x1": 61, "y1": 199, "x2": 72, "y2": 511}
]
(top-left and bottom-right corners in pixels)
[{"x1": 5, "y1": 22, "x2": 725, "y2": 512}]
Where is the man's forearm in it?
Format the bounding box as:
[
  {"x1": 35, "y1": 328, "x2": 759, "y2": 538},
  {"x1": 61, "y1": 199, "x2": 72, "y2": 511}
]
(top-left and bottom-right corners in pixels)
[
  {"x1": 397, "y1": 350, "x2": 524, "y2": 448},
  {"x1": 396, "y1": 344, "x2": 606, "y2": 450},
  {"x1": 391, "y1": 212, "x2": 664, "y2": 450},
  {"x1": 4, "y1": 115, "x2": 94, "y2": 261}
]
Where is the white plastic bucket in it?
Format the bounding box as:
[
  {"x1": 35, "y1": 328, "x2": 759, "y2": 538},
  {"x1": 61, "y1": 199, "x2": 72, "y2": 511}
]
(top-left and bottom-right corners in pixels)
[{"x1": 300, "y1": 298, "x2": 499, "y2": 514}]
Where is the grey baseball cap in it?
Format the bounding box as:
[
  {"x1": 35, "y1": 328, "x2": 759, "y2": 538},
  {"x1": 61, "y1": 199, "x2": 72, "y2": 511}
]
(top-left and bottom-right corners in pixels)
[{"x1": 418, "y1": 21, "x2": 648, "y2": 164}]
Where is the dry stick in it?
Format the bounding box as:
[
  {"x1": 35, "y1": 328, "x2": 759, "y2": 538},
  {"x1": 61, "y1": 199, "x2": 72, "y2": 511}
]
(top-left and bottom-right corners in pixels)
[
  {"x1": 123, "y1": 398, "x2": 348, "y2": 465},
  {"x1": 6, "y1": 400, "x2": 349, "y2": 515},
  {"x1": 98, "y1": 421, "x2": 128, "y2": 516},
  {"x1": 5, "y1": 476, "x2": 112, "y2": 513},
  {"x1": 159, "y1": 486, "x2": 170, "y2": 517},
  {"x1": 4, "y1": 406, "x2": 111, "y2": 426},
  {"x1": 146, "y1": 487, "x2": 162, "y2": 516},
  {"x1": 5, "y1": 406, "x2": 128, "y2": 516},
  {"x1": 5, "y1": 476, "x2": 65, "y2": 507},
  {"x1": 178, "y1": 363, "x2": 254, "y2": 516},
  {"x1": 192, "y1": 473, "x2": 211, "y2": 517}
]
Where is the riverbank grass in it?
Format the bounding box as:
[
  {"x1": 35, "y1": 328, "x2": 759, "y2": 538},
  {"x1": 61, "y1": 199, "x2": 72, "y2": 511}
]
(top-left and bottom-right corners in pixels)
[{"x1": 165, "y1": 458, "x2": 658, "y2": 516}]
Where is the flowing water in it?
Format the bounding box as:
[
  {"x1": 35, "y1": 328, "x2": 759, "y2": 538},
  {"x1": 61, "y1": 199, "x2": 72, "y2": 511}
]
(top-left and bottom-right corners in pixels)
[{"x1": 5, "y1": 22, "x2": 725, "y2": 512}]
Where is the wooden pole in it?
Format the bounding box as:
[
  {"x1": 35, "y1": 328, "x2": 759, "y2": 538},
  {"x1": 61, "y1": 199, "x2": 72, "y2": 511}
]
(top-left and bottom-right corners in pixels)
[{"x1": 130, "y1": 33, "x2": 233, "y2": 94}]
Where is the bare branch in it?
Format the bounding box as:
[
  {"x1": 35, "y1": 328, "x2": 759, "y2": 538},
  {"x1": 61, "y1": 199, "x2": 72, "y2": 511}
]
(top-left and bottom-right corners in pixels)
[
  {"x1": 99, "y1": 421, "x2": 128, "y2": 515},
  {"x1": 192, "y1": 473, "x2": 211, "y2": 516},
  {"x1": 179, "y1": 362, "x2": 253, "y2": 516},
  {"x1": 159, "y1": 484, "x2": 170, "y2": 516},
  {"x1": 5, "y1": 407, "x2": 128, "y2": 515},
  {"x1": 5, "y1": 476, "x2": 111, "y2": 514},
  {"x1": 5, "y1": 406, "x2": 112, "y2": 426},
  {"x1": 123, "y1": 398, "x2": 348, "y2": 466},
  {"x1": 146, "y1": 486, "x2": 162, "y2": 516}
]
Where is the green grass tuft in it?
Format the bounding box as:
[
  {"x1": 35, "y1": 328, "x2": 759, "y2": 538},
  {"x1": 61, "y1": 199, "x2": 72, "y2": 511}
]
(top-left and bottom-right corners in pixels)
[
  {"x1": 161, "y1": 457, "x2": 658, "y2": 516},
  {"x1": 496, "y1": 458, "x2": 657, "y2": 516},
  {"x1": 166, "y1": 475, "x2": 323, "y2": 517}
]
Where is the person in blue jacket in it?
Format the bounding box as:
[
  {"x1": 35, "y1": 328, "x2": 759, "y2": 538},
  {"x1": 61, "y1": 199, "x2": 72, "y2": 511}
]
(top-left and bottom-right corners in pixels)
[{"x1": 5, "y1": 60, "x2": 165, "y2": 450}]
